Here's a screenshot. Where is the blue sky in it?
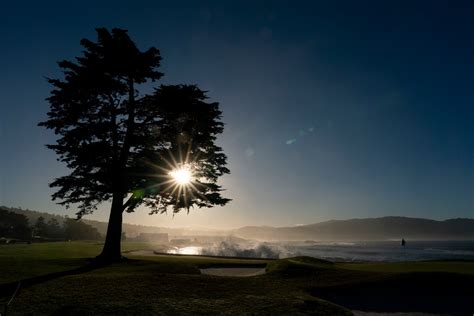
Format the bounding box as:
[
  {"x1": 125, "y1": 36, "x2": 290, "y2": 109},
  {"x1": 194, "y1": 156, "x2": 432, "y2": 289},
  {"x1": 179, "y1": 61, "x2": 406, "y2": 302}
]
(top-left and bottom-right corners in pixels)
[{"x1": 0, "y1": 0, "x2": 472, "y2": 228}]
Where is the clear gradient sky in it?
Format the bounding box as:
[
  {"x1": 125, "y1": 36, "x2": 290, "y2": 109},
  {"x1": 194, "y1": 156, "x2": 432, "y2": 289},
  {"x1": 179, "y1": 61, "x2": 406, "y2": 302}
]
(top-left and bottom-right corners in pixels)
[{"x1": 1, "y1": 1, "x2": 473, "y2": 228}]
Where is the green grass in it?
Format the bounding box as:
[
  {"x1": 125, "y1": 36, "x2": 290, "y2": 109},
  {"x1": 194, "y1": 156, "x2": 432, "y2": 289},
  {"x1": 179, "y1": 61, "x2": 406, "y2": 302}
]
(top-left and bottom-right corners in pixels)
[
  {"x1": 5, "y1": 267, "x2": 349, "y2": 315},
  {"x1": 266, "y1": 256, "x2": 334, "y2": 273},
  {"x1": 1, "y1": 242, "x2": 473, "y2": 315},
  {"x1": 0, "y1": 242, "x2": 349, "y2": 315},
  {"x1": 0, "y1": 241, "x2": 271, "y2": 284},
  {"x1": 0, "y1": 241, "x2": 101, "y2": 283}
]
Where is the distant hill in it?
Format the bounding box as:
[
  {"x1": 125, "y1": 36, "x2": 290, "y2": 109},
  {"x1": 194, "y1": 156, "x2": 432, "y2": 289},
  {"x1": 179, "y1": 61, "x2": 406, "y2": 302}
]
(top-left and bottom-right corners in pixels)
[
  {"x1": 1, "y1": 206, "x2": 227, "y2": 237},
  {"x1": 233, "y1": 217, "x2": 474, "y2": 241},
  {"x1": 3, "y1": 207, "x2": 473, "y2": 241}
]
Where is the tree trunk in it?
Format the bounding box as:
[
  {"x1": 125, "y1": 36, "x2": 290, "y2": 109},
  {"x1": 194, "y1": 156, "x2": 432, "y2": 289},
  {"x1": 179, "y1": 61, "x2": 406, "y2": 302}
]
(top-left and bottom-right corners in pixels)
[
  {"x1": 97, "y1": 192, "x2": 124, "y2": 262},
  {"x1": 97, "y1": 79, "x2": 133, "y2": 263}
]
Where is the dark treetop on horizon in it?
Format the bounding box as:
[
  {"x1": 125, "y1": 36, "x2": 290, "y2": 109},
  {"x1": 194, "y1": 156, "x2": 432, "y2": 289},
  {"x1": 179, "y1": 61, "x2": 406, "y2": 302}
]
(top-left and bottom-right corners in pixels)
[
  {"x1": 39, "y1": 28, "x2": 230, "y2": 260},
  {"x1": 1, "y1": 1, "x2": 473, "y2": 228}
]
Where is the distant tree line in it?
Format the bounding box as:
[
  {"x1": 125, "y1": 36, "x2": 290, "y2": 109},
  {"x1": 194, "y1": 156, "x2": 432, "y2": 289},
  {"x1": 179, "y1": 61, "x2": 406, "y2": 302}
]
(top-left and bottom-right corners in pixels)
[
  {"x1": 0, "y1": 208, "x2": 101, "y2": 242},
  {"x1": 0, "y1": 209, "x2": 30, "y2": 240}
]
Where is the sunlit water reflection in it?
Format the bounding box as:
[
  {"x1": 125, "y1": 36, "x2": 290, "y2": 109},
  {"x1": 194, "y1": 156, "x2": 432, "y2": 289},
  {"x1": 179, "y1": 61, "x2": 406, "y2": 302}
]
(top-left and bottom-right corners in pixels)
[
  {"x1": 163, "y1": 241, "x2": 474, "y2": 262},
  {"x1": 167, "y1": 246, "x2": 202, "y2": 255}
]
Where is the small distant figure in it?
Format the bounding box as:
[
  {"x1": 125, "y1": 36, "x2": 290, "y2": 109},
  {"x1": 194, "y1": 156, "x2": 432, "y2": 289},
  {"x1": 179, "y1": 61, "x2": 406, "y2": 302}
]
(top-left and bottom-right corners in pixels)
[{"x1": 401, "y1": 238, "x2": 406, "y2": 246}]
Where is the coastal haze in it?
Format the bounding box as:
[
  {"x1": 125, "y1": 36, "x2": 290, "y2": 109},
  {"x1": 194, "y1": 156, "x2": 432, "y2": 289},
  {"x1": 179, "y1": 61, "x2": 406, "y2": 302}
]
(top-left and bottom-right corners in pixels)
[
  {"x1": 6, "y1": 206, "x2": 474, "y2": 241},
  {"x1": 4, "y1": 206, "x2": 474, "y2": 262}
]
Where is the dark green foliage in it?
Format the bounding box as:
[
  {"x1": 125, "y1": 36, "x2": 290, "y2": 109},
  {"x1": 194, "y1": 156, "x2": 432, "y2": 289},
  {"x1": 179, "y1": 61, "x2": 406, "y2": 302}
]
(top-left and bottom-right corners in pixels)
[
  {"x1": 39, "y1": 28, "x2": 164, "y2": 215},
  {"x1": 64, "y1": 218, "x2": 101, "y2": 240},
  {"x1": 0, "y1": 208, "x2": 102, "y2": 241},
  {"x1": 46, "y1": 218, "x2": 63, "y2": 238},
  {"x1": 33, "y1": 216, "x2": 47, "y2": 236},
  {"x1": 34, "y1": 217, "x2": 64, "y2": 239},
  {"x1": 39, "y1": 27, "x2": 229, "y2": 217},
  {"x1": 125, "y1": 85, "x2": 231, "y2": 214},
  {"x1": 39, "y1": 28, "x2": 230, "y2": 259},
  {"x1": 0, "y1": 208, "x2": 31, "y2": 240}
]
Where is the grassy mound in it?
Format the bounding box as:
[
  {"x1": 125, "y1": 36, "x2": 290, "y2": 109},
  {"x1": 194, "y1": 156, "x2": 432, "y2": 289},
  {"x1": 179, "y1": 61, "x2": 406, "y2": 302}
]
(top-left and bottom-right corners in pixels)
[
  {"x1": 266, "y1": 256, "x2": 334, "y2": 276},
  {"x1": 337, "y1": 260, "x2": 474, "y2": 274}
]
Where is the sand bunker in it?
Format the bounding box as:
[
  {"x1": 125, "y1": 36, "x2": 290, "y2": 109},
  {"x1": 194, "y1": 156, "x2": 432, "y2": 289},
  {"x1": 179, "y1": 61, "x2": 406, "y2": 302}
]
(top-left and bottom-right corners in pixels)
[
  {"x1": 125, "y1": 250, "x2": 267, "y2": 276},
  {"x1": 200, "y1": 267, "x2": 266, "y2": 277}
]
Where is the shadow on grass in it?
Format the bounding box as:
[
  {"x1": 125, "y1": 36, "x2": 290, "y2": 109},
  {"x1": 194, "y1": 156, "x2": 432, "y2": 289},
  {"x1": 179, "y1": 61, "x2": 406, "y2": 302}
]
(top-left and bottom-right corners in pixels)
[
  {"x1": 0, "y1": 258, "x2": 108, "y2": 298},
  {"x1": 311, "y1": 272, "x2": 474, "y2": 315}
]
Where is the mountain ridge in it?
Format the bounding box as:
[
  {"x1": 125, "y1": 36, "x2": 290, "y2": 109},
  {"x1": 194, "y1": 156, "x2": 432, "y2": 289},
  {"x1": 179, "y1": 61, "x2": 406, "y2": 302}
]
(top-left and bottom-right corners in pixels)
[
  {"x1": 234, "y1": 216, "x2": 474, "y2": 241},
  {"x1": 2, "y1": 206, "x2": 473, "y2": 241}
]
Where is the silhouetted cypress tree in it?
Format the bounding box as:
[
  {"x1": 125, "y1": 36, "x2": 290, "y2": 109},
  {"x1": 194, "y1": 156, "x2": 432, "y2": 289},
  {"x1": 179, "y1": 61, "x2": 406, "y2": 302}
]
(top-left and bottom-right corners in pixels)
[
  {"x1": 40, "y1": 28, "x2": 230, "y2": 261},
  {"x1": 34, "y1": 216, "x2": 47, "y2": 237}
]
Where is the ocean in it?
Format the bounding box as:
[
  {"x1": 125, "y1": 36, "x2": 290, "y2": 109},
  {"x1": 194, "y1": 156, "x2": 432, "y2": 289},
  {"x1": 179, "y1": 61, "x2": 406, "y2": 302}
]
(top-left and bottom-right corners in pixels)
[
  {"x1": 286, "y1": 240, "x2": 474, "y2": 262},
  {"x1": 167, "y1": 240, "x2": 474, "y2": 262}
]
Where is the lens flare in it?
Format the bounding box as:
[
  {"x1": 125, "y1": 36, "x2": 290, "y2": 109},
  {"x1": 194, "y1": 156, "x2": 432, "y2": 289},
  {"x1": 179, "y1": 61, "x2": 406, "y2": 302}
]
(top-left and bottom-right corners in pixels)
[{"x1": 169, "y1": 166, "x2": 192, "y2": 185}]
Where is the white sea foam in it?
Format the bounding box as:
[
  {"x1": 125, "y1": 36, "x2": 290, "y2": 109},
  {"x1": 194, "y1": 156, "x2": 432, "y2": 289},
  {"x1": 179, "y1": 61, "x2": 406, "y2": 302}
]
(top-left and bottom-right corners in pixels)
[{"x1": 166, "y1": 240, "x2": 474, "y2": 262}]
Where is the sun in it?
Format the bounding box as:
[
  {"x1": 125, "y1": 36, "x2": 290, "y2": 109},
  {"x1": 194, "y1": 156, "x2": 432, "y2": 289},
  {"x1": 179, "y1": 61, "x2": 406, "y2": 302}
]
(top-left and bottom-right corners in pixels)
[{"x1": 169, "y1": 166, "x2": 192, "y2": 185}]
